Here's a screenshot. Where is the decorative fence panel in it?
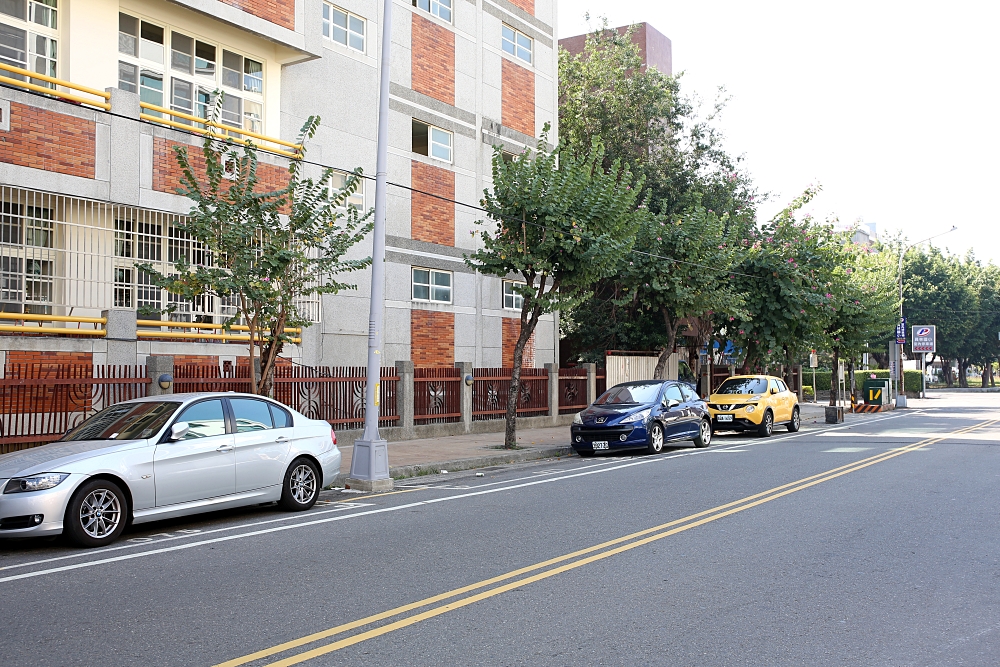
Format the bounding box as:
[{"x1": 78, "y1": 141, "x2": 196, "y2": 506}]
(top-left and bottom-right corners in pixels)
[
  {"x1": 557, "y1": 367, "x2": 588, "y2": 415},
  {"x1": 273, "y1": 366, "x2": 399, "y2": 430},
  {"x1": 472, "y1": 368, "x2": 548, "y2": 421},
  {"x1": 173, "y1": 364, "x2": 253, "y2": 393},
  {"x1": 413, "y1": 367, "x2": 462, "y2": 425},
  {"x1": 0, "y1": 365, "x2": 149, "y2": 453}
]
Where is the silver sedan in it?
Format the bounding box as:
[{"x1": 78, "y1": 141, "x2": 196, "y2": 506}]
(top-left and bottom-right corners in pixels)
[{"x1": 0, "y1": 393, "x2": 341, "y2": 547}]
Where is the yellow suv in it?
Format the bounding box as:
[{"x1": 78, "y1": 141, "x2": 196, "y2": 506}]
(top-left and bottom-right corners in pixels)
[{"x1": 707, "y1": 375, "x2": 800, "y2": 437}]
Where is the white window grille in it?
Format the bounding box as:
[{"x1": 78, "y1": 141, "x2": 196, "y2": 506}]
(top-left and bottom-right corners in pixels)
[
  {"x1": 503, "y1": 280, "x2": 523, "y2": 310},
  {"x1": 412, "y1": 0, "x2": 451, "y2": 23},
  {"x1": 412, "y1": 268, "x2": 452, "y2": 303},
  {"x1": 0, "y1": 0, "x2": 58, "y2": 89},
  {"x1": 323, "y1": 4, "x2": 365, "y2": 52},
  {"x1": 501, "y1": 24, "x2": 532, "y2": 64}
]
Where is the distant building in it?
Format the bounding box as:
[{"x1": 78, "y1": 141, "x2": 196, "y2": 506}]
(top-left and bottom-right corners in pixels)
[
  {"x1": 839, "y1": 222, "x2": 878, "y2": 245},
  {"x1": 559, "y1": 22, "x2": 672, "y2": 75}
]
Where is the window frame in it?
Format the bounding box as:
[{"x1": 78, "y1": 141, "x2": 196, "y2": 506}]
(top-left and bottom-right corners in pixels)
[
  {"x1": 411, "y1": 0, "x2": 451, "y2": 23},
  {"x1": 411, "y1": 267, "x2": 452, "y2": 304},
  {"x1": 502, "y1": 280, "x2": 523, "y2": 311},
  {"x1": 322, "y1": 3, "x2": 365, "y2": 53},
  {"x1": 501, "y1": 23, "x2": 532, "y2": 64},
  {"x1": 411, "y1": 119, "x2": 453, "y2": 163},
  {"x1": 0, "y1": 0, "x2": 59, "y2": 88}
]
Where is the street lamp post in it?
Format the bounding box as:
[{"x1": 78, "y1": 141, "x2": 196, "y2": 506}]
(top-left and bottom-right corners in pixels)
[
  {"x1": 897, "y1": 226, "x2": 957, "y2": 403},
  {"x1": 346, "y1": 0, "x2": 394, "y2": 493}
]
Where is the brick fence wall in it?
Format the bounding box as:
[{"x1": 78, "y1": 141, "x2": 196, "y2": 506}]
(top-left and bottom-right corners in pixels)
[
  {"x1": 218, "y1": 0, "x2": 295, "y2": 30},
  {"x1": 5, "y1": 351, "x2": 93, "y2": 374},
  {"x1": 502, "y1": 59, "x2": 535, "y2": 137},
  {"x1": 0, "y1": 102, "x2": 96, "y2": 178},
  {"x1": 410, "y1": 161, "x2": 455, "y2": 246},
  {"x1": 411, "y1": 309, "x2": 455, "y2": 366},
  {"x1": 411, "y1": 13, "x2": 455, "y2": 105}
]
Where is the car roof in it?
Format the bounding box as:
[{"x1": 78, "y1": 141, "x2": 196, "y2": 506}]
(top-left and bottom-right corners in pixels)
[
  {"x1": 725, "y1": 375, "x2": 778, "y2": 380},
  {"x1": 123, "y1": 392, "x2": 285, "y2": 405},
  {"x1": 611, "y1": 380, "x2": 667, "y2": 387}
]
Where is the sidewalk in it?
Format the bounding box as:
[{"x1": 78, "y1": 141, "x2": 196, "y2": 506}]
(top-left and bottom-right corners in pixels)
[{"x1": 332, "y1": 402, "x2": 835, "y2": 486}]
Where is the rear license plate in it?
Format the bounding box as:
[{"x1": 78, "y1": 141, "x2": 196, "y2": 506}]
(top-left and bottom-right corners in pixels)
[
  {"x1": 716, "y1": 414, "x2": 733, "y2": 423},
  {"x1": 592, "y1": 441, "x2": 609, "y2": 450}
]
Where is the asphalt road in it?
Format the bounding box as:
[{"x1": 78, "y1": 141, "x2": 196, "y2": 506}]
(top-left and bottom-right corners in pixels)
[{"x1": 2, "y1": 394, "x2": 999, "y2": 666}]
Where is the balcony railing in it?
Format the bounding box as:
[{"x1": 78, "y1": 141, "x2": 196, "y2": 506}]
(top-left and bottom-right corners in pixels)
[
  {"x1": 0, "y1": 312, "x2": 106, "y2": 336},
  {"x1": 0, "y1": 62, "x2": 111, "y2": 110},
  {"x1": 136, "y1": 319, "x2": 302, "y2": 344}
]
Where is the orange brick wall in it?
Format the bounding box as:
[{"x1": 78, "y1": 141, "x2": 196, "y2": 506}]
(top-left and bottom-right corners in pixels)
[
  {"x1": 507, "y1": 0, "x2": 534, "y2": 14},
  {"x1": 153, "y1": 138, "x2": 290, "y2": 198},
  {"x1": 173, "y1": 355, "x2": 220, "y2": 367},
  {"x1": 411, "y1": 161, "x2": 455, "y2": 246},
  {"x1": 0, "y1": 102, "x2": 95, "y2": 178},
  {"x1": 411, "y1": 13, "x2": 455, "y2": 105},
  {"x1": 502, "y1": 59, "x2": 535, "y2": 137},
  {"x1": 5, "y1": 351, "x2": 93, "y2": 374},
  {"x1": 411, "y1": 309, "x2": 454, "y2": 367},
  {"x1": 502, "y1": 317, "x2": 535, "y2": 367},
  {"x1": 217, "y1": 0, "x2": 294, "y2": 30}
]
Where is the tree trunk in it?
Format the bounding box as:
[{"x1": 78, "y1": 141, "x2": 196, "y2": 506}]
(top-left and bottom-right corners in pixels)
[
  {"x1": 504, "y1": 308, "x2": 541, "y2": 449},
  {"x1": 652, "y1": 309, "x2": 678, "y2": 380},
  {"x1": 829, "y1": 348, "x2": 840, "y2": 407},
  {"x1": 958, "y1": 358, "x2": 970, "y2": 388},
  {"x1": 848, "y1": 357, "x2": 856, "y2": 407},
  {"x1": 942, "y1": 360, "x2": 954, "y2": 387}
]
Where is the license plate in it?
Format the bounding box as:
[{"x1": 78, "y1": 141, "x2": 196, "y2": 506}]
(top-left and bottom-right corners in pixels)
[
  {"x1": 716, "y1": 414, "x2": 733, "y2": 422},
  {"x1": 592, "y1": 441, "x2": 609, "y2": 450}
]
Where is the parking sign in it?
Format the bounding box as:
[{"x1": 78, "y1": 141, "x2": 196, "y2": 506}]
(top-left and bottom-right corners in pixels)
[{"x1": 912, "y1": 325, "x2": 935, "y2": 353}]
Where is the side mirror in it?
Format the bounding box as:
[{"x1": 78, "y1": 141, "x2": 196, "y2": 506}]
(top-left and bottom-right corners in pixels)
[
  {"x1": 667, "y1": 399, "x2": 681, "y2": 409},
  {"x1": 169, "y1": 422, "x2": 190, "y2": 441},
  {"x1": 770, "y1": 387, "x2": 778, "y2": 394}
]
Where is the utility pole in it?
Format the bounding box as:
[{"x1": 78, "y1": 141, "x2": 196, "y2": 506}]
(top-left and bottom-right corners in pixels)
[{"x1": 346, "y1": 0, "x2": 394, "y2": 492}]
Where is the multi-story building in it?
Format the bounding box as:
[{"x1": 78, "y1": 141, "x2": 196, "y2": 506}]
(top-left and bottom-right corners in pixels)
[
  {"x1": 0, "y1": 0, "x2": 559, "y2": 371},
  {"x1": 559, "y1": 22, "x2": 672, "y2": 75}
]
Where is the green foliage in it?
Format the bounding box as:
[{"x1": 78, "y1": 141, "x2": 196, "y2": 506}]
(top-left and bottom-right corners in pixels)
[
  {"x1": 809, "y1": 369, "x2": 922, "y2": 394},
  {"x1": 141, "y1": 110, "x2": 373, "y2": 395}
]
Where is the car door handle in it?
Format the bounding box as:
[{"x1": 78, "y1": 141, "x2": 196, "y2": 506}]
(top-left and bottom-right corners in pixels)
[
  {"x1": 274, "y1": 436, "x2": 289, "y2": 444},
  {"x1": 216, "y1": 444, "x2": 234, "y2": 452}
]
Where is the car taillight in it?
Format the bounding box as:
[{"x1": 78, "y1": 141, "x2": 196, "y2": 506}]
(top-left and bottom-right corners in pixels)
[{"x1": 330, "y1": 429, "x2": 337, "y2": 446}]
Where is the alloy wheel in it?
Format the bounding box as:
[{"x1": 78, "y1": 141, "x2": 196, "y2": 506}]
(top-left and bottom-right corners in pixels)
[
  {"x1": 700, "y1": 420, "x2": 712, "y2": 446},
  {"x1": 289, "y1": 464, "x2": 317, "y2": 504},
  {"x1": 79, "y1": 488, "x2": 122, "y2": 539},
  {"x1": 650, "y1": 424, "x2": 664, "y2": 453}
]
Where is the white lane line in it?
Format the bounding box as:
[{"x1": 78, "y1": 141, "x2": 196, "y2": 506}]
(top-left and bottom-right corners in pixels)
[
  {"x1": 822, "y1": 447, "x2": 874, "y2": 453},
  {"x1": 0, "y1": 502, "x2": 374, "y2": 574},
  {"x1": 0, "y1": 410, "x2": 922, "y2": 584}
]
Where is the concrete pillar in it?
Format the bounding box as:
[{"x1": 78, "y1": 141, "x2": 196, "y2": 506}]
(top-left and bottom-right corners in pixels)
[
  {"x1": 395, "y1": 360, "x2": 414, "y2": 433},
  {"x1": 455, "y1": 361, "x2": 473, "y2": 433},
  {"x1": 102, "y1": 309, "x2": 138, "y2": 366},
  {"x1": 796, "y1": 364, "x2": 804, "y2": 401},
  {"x1": 298, "y1": 322, "x2": 322, "y2": 367},
  {"x1": 545, "y1": 363, "x2": 559, "y2": 420},
  {"x1": 107, "y1": 88, "x2": 141, "y2": 205},
  {"x1": 584, "y1": 363, "x2": 597, "y2": 406},
  {"x1": 146, "y1": 355, "x2": 175, "y2": 396}
]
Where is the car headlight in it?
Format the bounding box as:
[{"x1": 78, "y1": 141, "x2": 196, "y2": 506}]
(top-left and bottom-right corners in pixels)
[
  {"x1": 3, "y1": 473, "x2": 70, "y2": 494},
  {"x1": 573, "y1": 412, "x2": 583, "y2": 425},
  {"x1": 744, "y1": 405, "x2": 756, "y2": 413},
  {"x1": 621, "y1": 409, "x2": 651, "y2": 424}
]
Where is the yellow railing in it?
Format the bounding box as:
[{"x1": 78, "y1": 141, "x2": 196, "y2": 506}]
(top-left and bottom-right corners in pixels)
[
  {"x1": 0, "y1": 62, "x2": 111, "y2": 110},
  {"x1": 0, "y1": 312, "x2": 107, "y2": 336},
  {"x1": 138, "y1": 102, "x2": 303, "y2": 159},
  {"x1": 136, "y1": 319, "x2": 301, "y2": 344}
]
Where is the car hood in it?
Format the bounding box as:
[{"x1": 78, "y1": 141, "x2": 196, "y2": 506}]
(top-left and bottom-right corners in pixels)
[
  {"x1": 0, "y1": 439, "x2": 149, "y2": 478},
  {"x1": 580, "y1": 403, "x2": 654, "y2": 426},
  {"x1": 709, "y1": 394, "x2": 763, "y2": 406}
]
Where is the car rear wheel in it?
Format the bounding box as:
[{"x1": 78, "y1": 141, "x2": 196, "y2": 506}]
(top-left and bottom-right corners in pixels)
[
  {"x1": 64, "y1": 479, "x2": 128, "y2": 548},
  {"x1": 693, "y1": 419, "x2": 712, "y2": 448},
  {"x1": 647, "y1": 423, "x2": 665, "y2": 454},
  {"x1": 279, "y1": 458, "x2": 320, "y2": 511},
  {"x1": 787, "y1": 406, "x2": 801, "y2": 432},
  {"x1": 757, "y1": 410, "x2": 774, "y2": 437}
]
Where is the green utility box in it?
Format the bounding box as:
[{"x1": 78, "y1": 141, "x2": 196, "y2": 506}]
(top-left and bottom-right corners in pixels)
[{"x1": 862, "y1": 379, "x2": 890, "y2": 406}]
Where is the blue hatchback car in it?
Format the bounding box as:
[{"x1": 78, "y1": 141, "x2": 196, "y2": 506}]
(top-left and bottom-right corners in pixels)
[{"x1": 571, "y1": 380, "x2": 713, "y2": 456}]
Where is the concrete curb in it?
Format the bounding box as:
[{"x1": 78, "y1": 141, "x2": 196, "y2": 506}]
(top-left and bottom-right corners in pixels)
[{"x1": 331, "y1": 445, "x2": 575, "y2": 487}]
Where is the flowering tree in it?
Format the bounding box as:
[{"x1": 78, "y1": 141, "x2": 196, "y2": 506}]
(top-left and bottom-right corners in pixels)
[{"x1": 142, "y1": 114, "x2": 373, "y2": 395}]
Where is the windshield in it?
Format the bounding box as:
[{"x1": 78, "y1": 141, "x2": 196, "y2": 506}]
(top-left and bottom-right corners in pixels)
[
  {"x1": 62, "y1": 402, "x2": 181, "y2": 441},
  {"x1": 716, "y1": 378, "x2": 769, "y2": 395},
  {"x1": 595, "y1": 384, "x2": 662, "y2": 405}
]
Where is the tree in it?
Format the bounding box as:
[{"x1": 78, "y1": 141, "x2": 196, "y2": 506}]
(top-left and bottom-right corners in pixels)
[
  {"x1": 142, "y1": 113, "x2": 374, "y2": 395},
  {"x1": 467, "y1": 134, "x2": 643, "y2": 448}
]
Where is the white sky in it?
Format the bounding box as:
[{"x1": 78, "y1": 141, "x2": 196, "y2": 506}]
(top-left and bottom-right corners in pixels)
[{"x1": 558, "y1": 0, "x2": 1000, "y2": 263}]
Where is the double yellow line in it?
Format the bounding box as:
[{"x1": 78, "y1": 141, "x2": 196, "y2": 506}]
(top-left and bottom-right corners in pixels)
[{"x1": 216, "y1": 419, "x2": 996, "y2": 667}]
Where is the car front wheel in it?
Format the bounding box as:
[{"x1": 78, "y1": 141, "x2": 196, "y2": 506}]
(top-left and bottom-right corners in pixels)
[
  {"x1": 757, "y1": 410, "x2": 774, "y2": 437},
  {"x1": 693, "y1": 419, "x2": 712, "y2": 448},
  {"x1": 279, "y1": 458, "x2": 320, "y2": 511},
  {"x1": 647, "y1": 422, "x2": 665, "y2": 454},
  {"x1": 787, "y1": 406, "x2": 801, "y2": 432},
  {"x1": 64, "y1": 479, "x2": 128, "y2": 548}
]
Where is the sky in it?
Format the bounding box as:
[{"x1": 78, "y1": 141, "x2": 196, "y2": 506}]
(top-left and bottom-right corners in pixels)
[{"x1": 557, "y1": 0, "x2": 1000, "y2": 263}]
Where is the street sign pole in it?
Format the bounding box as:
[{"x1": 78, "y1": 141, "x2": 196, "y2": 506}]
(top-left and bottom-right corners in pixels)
[
  {"x1": 346, "y1": 0, "x2": 394, "y2": 493},
  {"x1": 912, "y1": 326, "x2": 936, "y2": 401}
]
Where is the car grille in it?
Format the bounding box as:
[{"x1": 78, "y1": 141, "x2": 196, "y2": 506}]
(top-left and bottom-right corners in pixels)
[
  {"x1": 574, "y1": 426, "x2": 633, "y2": 440},
  {"x1": 709, "y1": 403, "x2": 744, "y2": 411}
]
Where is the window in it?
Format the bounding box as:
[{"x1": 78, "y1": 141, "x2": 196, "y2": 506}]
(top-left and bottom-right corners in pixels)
[
  {"x1": 1, "y1": 0, "x2": 57, "y2": 88},
  {"x1": 776, "y1": 379, "x2": 788, "y2": 393},
  {"x1": 170, "y1": 31, "x2": 193, "y2": 74},
  {"x1": 501, "y1": 24, "x2": 531, "y2": 64},
  {"x1": 411, "y1": 120, "x2": 452, "y2": 162},
  {"x1": 139, "y1": 68, "x2": 163, "y2": 112},
  {"x1": 664, "y1": 384, "x2": 684, "y2": 404},
  {"x1": 679, "y1": 384, "x2": 698, "y2": 402},
  {"x1": 113, "y1": 266, "x2": 133, "y2": 308},
  {"x1": 412, "y1": 268, "x2": 451, "y2": 303},
  {"x1": 24, "y1": 206, "x2": 51, "y2": 247},
  {"x1": 412, "y1": 0, "x2": 451, "y2": 22},
  {"x1": 323, "y1": 4, "x2": 365, "y2": 52},
  {"x1": 330, "y1": 171, "x2": 365, "y2": 210},
  {"x1": 117, "y1": 61, "x2": 136, "y2": 92},
  {"x1": 175, "y1": 400, "x2": 227, "y2": 439},
  {"x1": 139, "y1": 20, "x2": 163, "y2": 63},
  {"x1": 231, "y1": 398, "x2": 273, "y2": 432},
  {"x1": 270, "y1": 404, "x2": 291, "y2": 428},
  {"x1": 503, "y1": 281, "x2": 523, "y2": 310}
]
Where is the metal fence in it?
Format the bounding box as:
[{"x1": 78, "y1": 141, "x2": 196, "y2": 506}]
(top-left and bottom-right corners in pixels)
[
  {"x1": 273, "y1": 365, "x2": 399, "y2": 430},
  {"x1": 413, "y1": 367, "x2": 462, "y2": 425},
  {"x1": 0, "y1": 364, "x2": 149, "y2": 452},
  {"x1": 472, "y1": 368, "x2": 549, "y2": 421},
  {"x1": 557, "y1": 367, "x2": 588, "y2": 415}
]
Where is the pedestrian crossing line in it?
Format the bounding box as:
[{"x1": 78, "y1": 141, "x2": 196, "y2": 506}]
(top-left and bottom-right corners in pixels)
[{"x1": 214, "y1": 418, "x2": 997, "y2": 667}]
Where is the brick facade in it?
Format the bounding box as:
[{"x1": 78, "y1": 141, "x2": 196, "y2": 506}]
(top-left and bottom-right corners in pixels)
[
  {"x1": 506, "y1": 0, "x2": 533, "y2": 14},
  {"x1": 410, "y1": 160, "x2": 455, "y2": 246},
  {"x1": 152, "y1": 138, "x2": 290, "y2": 198},
  {"x1": 0, "y1": 102, "x2": 95, "y2": 178},
  {"x1": 172, "y1": 355, "x2": 220, "y2": 367},
  {"x1": 217, "y1": 0, "x2": 294, "y2": 30},
  {"x1": 501, "y1": 59, "x2": 535, "y2": 137},
  {"x1": 5, "y1": 350, "x2": 93, "y2": 374},
  {"x1": 411, "y1": 13, "x2": 455, "y2": 105},
  {"x1": 501, "y1": 317, "x2": 535, "y2": 367},
  {"x1": 411, "y1": 309, "x2": 454, "y2": 366}
]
